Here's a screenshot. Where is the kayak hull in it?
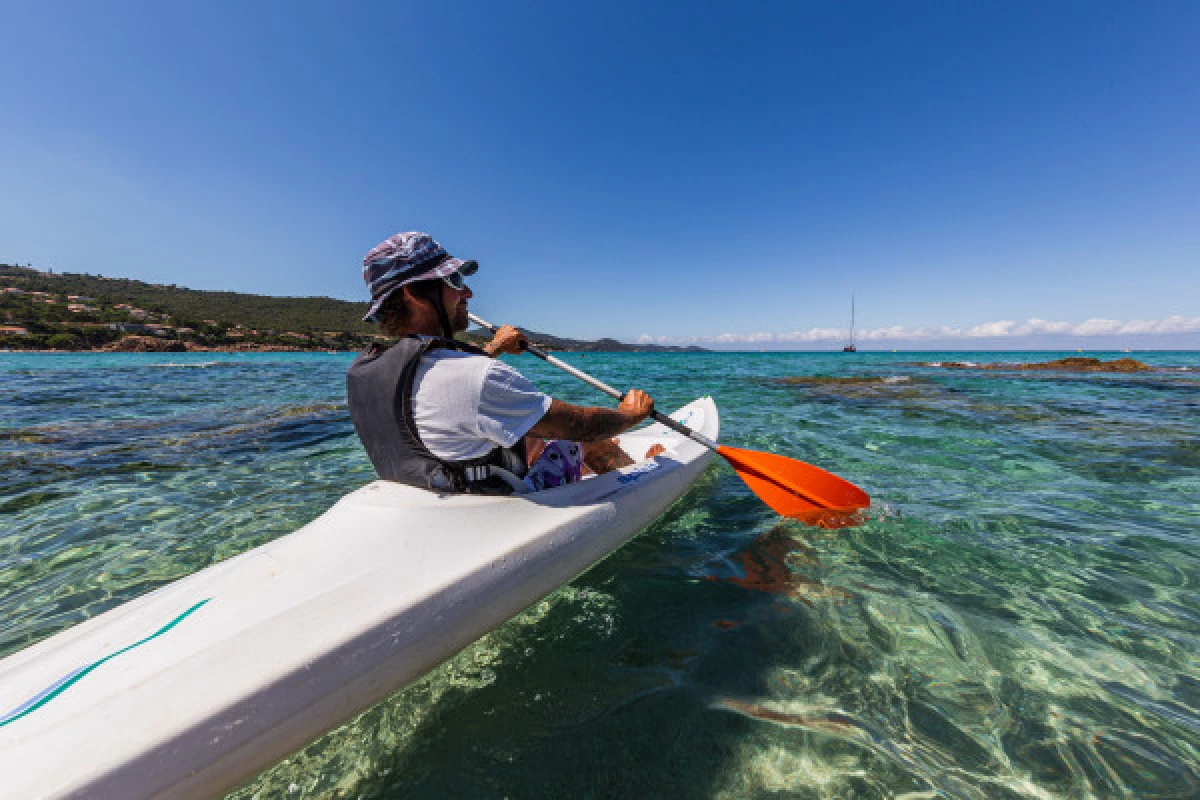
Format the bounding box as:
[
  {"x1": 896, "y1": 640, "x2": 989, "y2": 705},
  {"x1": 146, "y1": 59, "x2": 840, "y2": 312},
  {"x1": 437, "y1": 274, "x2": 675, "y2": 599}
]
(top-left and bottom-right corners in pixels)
[{"x1": 0, "y1": 397, "x2": 718, "y2": 799}]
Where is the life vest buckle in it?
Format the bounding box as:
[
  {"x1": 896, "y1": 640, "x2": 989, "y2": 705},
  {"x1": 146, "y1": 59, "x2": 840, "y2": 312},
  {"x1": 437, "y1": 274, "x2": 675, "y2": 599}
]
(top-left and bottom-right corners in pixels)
[{"x1": 464, "y1": 465, "x2": 491, "y2": 483}]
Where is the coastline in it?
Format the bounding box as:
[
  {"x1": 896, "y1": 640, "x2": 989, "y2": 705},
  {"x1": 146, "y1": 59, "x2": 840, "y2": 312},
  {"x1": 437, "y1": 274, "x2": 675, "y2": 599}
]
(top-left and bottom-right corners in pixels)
[
  {"x1": 0, "y1": 344, "x2": 356, "y2": 354},
  {"x1": 0, "y1": 338, "x2": 705, "y2": 355}
]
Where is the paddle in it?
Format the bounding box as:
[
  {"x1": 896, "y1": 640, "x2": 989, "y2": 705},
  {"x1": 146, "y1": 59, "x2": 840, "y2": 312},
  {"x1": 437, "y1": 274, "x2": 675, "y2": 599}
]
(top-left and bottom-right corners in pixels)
[{"x1": 468, "y1": 313, "x2": 871, "y2": 522}]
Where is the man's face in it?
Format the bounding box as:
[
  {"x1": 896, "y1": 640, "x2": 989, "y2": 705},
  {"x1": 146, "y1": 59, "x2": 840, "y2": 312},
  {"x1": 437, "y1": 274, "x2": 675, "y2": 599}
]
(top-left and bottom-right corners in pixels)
[{"x1": 443, "y1": 279, "x2": 473, "y2": 332}]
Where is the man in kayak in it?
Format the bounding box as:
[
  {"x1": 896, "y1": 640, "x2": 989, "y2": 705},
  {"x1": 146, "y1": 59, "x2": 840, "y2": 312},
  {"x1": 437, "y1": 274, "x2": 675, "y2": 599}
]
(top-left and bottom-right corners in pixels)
[{"x1": 347, "y1": 231, "x2": 663, "y2": 494}]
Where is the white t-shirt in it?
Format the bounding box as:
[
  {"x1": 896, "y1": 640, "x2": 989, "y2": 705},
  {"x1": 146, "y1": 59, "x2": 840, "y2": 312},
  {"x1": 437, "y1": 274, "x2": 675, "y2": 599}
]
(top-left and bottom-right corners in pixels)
[{"x1": 411, "y1": 348, "x2": 552, "y2": 460}]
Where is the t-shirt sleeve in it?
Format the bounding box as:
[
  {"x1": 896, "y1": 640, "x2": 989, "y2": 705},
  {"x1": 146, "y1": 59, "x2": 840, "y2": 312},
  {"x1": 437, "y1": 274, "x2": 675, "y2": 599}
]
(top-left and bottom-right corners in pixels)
[{"x1": 475, "y1": 360, "x2": 553, "y2": 447}]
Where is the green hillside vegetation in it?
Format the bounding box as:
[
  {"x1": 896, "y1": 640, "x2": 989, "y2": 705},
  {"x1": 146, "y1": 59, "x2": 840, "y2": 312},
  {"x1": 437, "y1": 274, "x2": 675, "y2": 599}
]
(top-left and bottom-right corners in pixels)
[
  {"x1": 0, "y1": 264, "x2": 382, "y2": 351},
  {"x1": 0, "y1": 265, "x2": 707, "y2": 353},
  {"x1": 2, "y1": 264, "x2": 374, "y2": 331}
]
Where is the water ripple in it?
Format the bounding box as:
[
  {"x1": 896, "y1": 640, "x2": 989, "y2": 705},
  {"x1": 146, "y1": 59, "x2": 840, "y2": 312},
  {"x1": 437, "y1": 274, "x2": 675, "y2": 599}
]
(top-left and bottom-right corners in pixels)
[{"x1": 1, "y1": 350, "x2": 1197, "y2": 798}]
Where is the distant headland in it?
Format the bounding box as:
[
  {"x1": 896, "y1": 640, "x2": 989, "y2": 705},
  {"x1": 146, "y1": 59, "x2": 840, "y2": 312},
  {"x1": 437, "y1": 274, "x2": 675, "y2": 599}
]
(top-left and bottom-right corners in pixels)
[{"x1": 0, "y1": 265, "x2": 708, "y2": 354}]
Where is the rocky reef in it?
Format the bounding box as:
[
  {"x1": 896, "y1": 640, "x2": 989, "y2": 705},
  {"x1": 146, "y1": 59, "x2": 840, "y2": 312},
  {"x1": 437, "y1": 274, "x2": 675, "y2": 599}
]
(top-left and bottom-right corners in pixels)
[
  {"x1": 920, "y1": 357, "x2": 1153, "y2": 373},
  {"x1": 1017, "y1": 357, "x2": 1152, "y2": 372}
]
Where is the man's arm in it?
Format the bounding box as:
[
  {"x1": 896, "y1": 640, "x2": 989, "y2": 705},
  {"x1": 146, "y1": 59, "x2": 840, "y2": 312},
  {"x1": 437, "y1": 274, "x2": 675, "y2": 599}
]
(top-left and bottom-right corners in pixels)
[
  {"x1": 482, "y1": 324, "x2": 656, "y2": 442},
  {"x1": 527, "y1": 391, "x2": 654, "y2": 442}
]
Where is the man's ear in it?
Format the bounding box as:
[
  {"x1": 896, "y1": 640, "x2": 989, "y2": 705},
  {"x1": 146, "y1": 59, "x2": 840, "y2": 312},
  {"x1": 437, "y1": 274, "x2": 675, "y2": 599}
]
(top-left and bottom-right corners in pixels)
[{"x1": 402, "y1": 283, "x2": 435, "y2": 307}]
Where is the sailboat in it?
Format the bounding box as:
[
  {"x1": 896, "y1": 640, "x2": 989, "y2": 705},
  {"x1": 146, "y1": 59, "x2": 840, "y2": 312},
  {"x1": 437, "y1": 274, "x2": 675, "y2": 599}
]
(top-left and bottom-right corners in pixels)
[{"x1": 842, "y1": 295, "x2": 857, "y2": 352}]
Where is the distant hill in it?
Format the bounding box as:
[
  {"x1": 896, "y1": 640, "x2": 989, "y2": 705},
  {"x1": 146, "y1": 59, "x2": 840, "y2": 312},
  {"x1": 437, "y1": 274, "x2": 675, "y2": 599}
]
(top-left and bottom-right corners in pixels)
[
  {"x1": 0, "y1": 264, "x2": 708, "y2": 352},
  {"x1": 482, "y1": 328, "x2": 707, "y2": 354},
  {"x1": 1, "y1": 264, "x2": 374, "y2": 333}
]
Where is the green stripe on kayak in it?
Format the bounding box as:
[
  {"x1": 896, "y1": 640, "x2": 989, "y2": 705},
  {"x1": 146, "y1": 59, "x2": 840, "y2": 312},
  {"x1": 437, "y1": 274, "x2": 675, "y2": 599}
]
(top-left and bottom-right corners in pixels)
[{"x1": 0, "y1": 598, "x2": 211, "y2": 728}]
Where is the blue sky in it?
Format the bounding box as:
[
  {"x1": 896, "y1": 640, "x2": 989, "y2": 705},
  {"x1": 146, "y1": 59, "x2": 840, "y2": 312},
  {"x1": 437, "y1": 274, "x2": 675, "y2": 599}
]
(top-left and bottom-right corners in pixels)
[{"x1": 2, "y1": 1, "x2": 1197, "y2": 348}]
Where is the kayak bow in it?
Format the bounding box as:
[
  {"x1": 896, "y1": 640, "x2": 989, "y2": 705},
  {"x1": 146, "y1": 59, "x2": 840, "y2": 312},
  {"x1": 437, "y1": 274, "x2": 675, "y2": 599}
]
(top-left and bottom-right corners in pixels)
[{"x1": 0, "y1": 398, "x2": 719, "y2": 799}]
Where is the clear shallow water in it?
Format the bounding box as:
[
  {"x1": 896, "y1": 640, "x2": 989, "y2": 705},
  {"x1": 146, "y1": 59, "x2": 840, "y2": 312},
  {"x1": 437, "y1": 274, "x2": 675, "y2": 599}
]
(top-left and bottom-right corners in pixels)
[{"x1": 2, "y1": 350, "x2": 1198, "y2": 798}]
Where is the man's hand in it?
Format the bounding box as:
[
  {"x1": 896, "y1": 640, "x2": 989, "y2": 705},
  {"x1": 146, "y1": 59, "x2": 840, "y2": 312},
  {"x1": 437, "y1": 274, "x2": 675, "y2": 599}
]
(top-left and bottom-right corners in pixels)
[
  {"x1": 618, "y1": 389, "x2": 654, "y2": 424},
  {"x1": 483, "y1": 324, "x2": 528, "y2": 358}
]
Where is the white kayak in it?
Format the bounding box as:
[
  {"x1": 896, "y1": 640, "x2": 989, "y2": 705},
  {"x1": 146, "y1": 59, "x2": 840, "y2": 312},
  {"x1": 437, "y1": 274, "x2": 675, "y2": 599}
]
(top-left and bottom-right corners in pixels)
[{"x1": 0, "y1": 397, "x2": 718, "y2": 799}]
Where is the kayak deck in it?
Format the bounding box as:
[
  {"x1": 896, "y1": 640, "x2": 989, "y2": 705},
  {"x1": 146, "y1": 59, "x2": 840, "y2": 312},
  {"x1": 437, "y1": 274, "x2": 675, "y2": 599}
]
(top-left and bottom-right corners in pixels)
[{"x1": 0, "y1": 397, "x2": 718, "y2": 799}]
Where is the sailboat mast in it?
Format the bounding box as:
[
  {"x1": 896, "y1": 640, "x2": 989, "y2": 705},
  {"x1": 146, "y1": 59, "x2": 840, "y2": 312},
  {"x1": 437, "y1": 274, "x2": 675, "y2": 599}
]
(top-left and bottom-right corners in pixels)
[{"x1": 843, "y1": 295, "x2": 858, "y2": 352}]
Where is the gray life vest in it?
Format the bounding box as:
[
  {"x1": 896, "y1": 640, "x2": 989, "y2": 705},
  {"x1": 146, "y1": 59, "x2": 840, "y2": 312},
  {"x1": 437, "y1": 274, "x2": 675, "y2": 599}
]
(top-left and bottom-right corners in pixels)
[{"x1": 346, "y1": 336, "x2": 529, "y2": 494}]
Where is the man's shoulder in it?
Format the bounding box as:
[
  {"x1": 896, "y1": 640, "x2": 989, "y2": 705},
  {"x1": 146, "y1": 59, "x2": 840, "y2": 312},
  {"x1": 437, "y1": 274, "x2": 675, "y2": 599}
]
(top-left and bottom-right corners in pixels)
[
  {"x1": 418, "y1": 346, "x2": 495, "y2": 385},
  {"x1": 349, "y1": 337, "x2": 423, "y2": 369},
  {"x1": 422, "y1": 345, "x2": 490, "y2": 366},
  {"x1": 420, "y1": 350, "x2": 538, "y2": 393}
]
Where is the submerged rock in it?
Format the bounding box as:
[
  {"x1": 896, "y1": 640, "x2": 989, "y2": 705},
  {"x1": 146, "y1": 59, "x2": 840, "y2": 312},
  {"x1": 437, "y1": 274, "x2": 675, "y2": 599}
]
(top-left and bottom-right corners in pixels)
[
  {"x1": 918, "y1": 357, "x2": 1153, "y2": 373},
  {"x1": 926, "y1": 361, "x2": 979, "y2": 369},
  {"x1": 773, "y1": 375, "x2": 900, "y2": 386},
  {"x1": 770, "y1": 374, "x2": 932, "y2": 400},
  {"x1": 1017, "y1": 357, "x2": 1152, "y2": 372}
]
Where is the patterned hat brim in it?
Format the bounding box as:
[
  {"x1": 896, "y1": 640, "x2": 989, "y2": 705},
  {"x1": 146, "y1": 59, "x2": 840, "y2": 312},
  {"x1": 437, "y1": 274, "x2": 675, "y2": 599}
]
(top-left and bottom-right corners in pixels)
[{"x1": 363, "y1": 258, "x2": 479, "y2": 323}]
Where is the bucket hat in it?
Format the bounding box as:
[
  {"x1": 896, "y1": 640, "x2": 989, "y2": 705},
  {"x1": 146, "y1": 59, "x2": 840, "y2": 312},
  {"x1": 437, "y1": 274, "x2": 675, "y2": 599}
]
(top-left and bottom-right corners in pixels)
[{"x1": 362, "y1": 232, "x2": 477, "y2": 323}]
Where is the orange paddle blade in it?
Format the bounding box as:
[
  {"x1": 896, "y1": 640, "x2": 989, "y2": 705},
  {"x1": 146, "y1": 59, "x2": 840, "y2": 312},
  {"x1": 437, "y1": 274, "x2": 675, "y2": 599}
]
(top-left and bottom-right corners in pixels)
[{"x1": 716, "y1": 445, "x2": 870, "y2": 521}]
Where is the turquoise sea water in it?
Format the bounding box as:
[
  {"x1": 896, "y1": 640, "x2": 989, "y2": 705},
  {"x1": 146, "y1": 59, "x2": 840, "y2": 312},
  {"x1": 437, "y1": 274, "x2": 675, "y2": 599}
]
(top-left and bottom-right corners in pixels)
[{"x1": 2, "y1": 350, "x2": 1198, "y2": 798}]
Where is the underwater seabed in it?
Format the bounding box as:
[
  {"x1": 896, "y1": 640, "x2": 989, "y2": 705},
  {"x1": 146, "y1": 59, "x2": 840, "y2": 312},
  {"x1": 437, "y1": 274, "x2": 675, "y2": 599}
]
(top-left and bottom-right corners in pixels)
[{"x1": 1, "y1": 350, "x2": 1197, "y2": 797}]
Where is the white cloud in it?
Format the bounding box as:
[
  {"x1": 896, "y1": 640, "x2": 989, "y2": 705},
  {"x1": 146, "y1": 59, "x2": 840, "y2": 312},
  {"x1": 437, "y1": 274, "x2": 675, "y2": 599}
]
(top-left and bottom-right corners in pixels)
[
  {"x1": 637, "y1": 315, "x2": 1200, "y2": 344},
  {"x1": 1118, "y1": 319, "x2": 1159, "y2": 335},
  {"x1": 1153, "y1": 314, "x2": 1200, "y2": 334},
  {"x1": 1014, "y1": 318, "x2": 1073, "y2": 335},
  {"x1": 776, "y1": 327, "x2": 843, "y2": 342},
  {"x1": 1074, "y1": 318, "x2": 1124, "y2": 335},
  {"x1": 968, "y1": 320, "x2": 1016, "y2": 337}
]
